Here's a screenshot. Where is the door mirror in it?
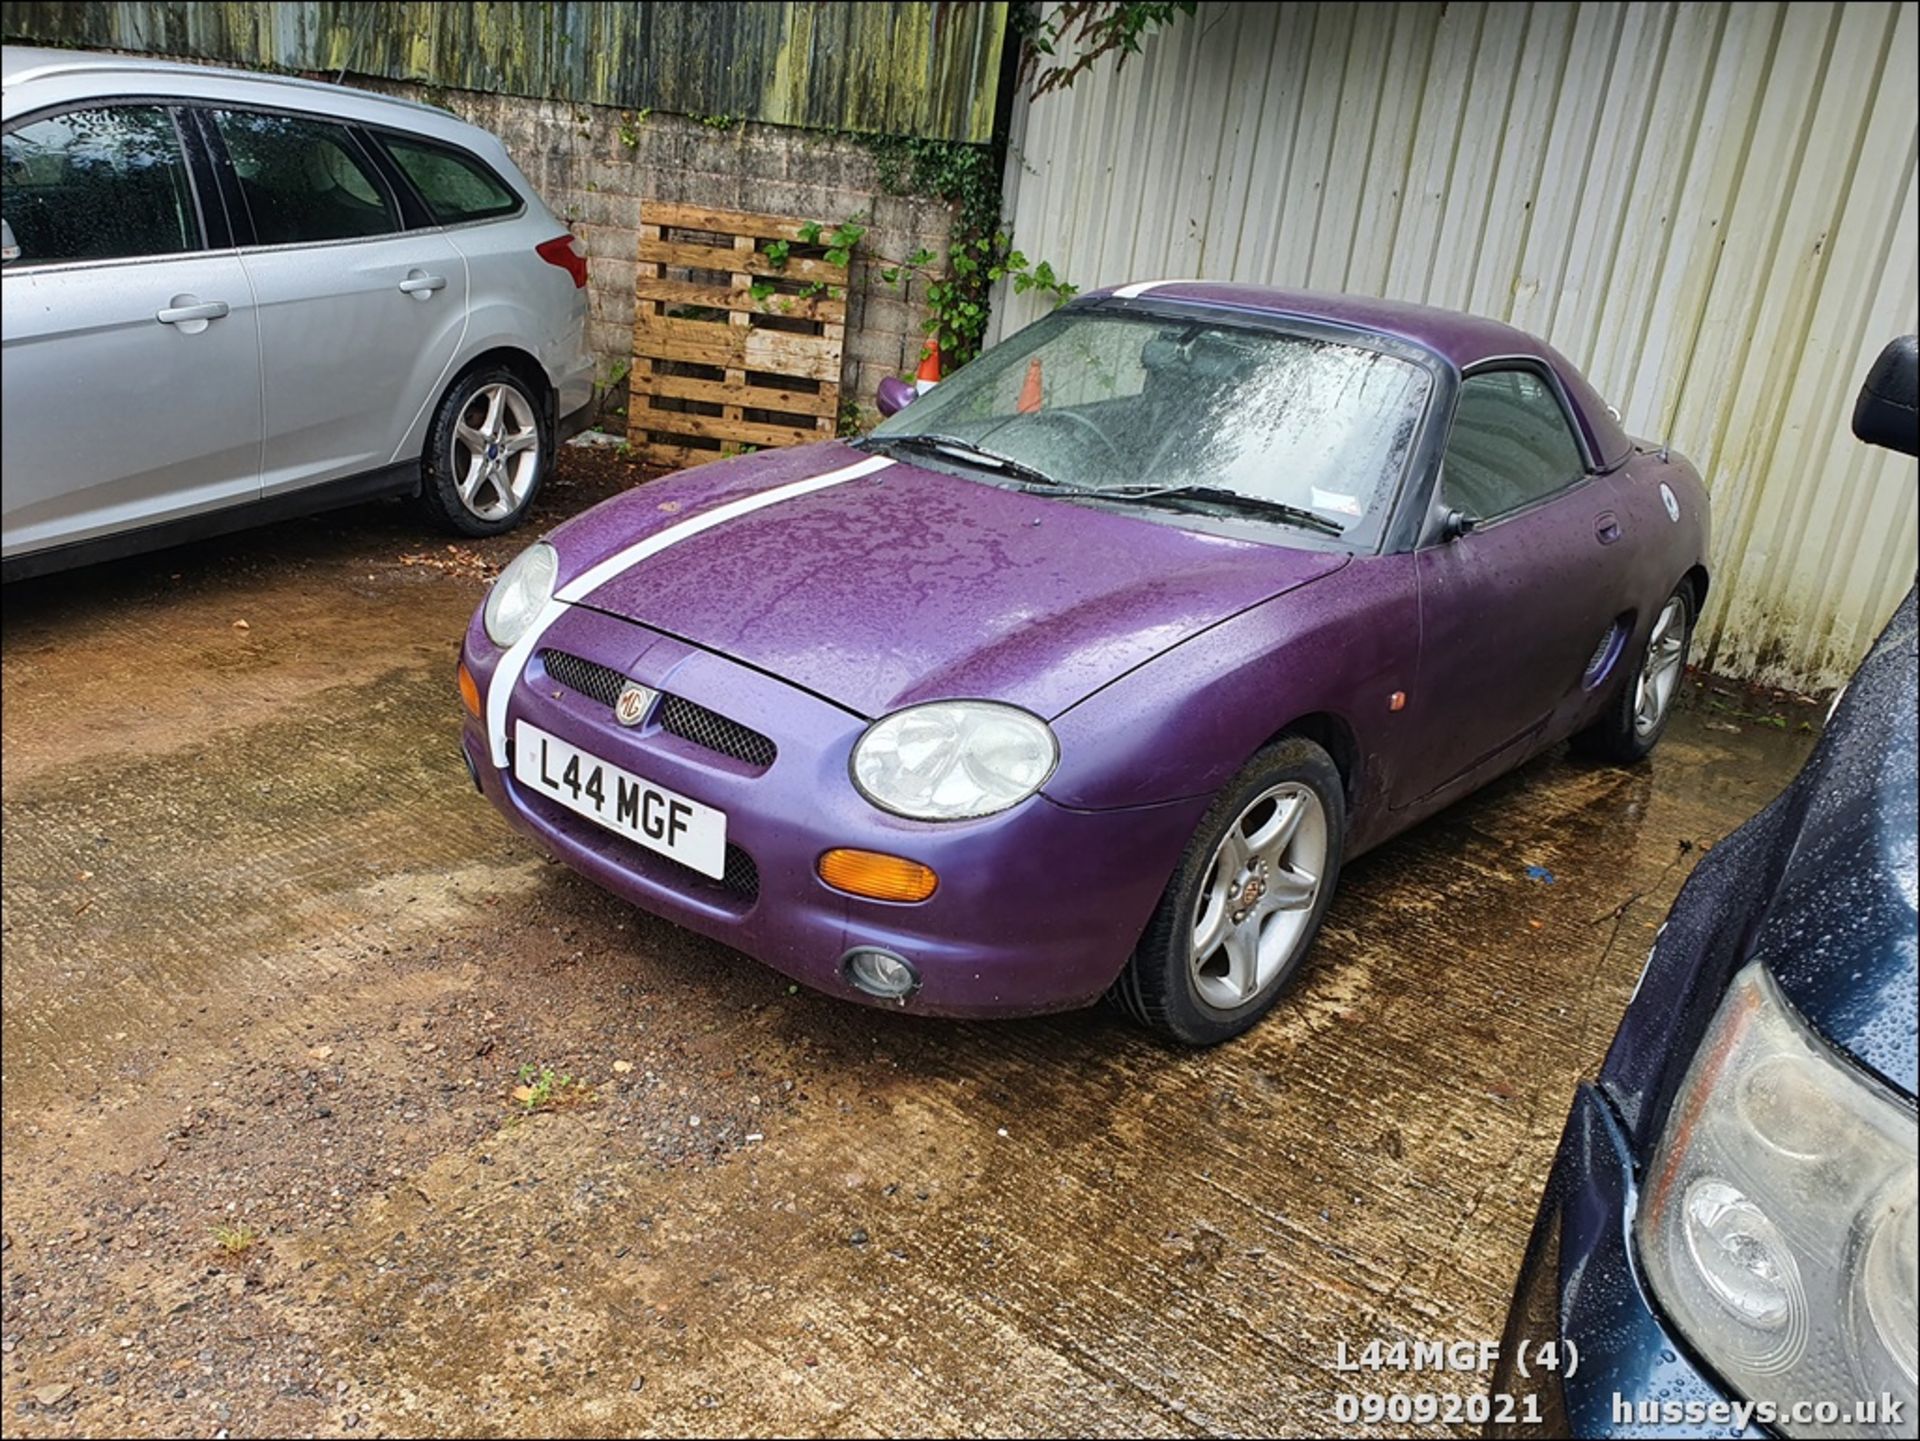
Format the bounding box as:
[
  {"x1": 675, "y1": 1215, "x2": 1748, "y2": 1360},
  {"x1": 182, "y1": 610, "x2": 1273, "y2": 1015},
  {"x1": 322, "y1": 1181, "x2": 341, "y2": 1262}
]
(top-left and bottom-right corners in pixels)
[
  {"x1": 1443, "y1": 508, "x2": 1478, "y2": 541},
  {"x1": 875, "y1": 375, "x2": 916, "y2": 418},
  {"x1": 1852, "y1": 335, "x2": 1918, "y2": 457},
  {"x1": 0, "y1": 218, "x2": 19, "y2": 264}
]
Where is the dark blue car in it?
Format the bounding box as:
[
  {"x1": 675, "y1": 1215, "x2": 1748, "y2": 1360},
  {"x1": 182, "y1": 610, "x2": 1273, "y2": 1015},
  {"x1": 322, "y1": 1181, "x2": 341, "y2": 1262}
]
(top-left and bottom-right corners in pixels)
[{"x1": 1492, "y1": 337, "x2": 1918, "y2": 1440}]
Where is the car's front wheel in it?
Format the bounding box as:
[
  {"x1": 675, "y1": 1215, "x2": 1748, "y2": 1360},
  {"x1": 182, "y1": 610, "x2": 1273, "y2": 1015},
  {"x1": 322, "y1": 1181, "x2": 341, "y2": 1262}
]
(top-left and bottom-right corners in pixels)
[
  {"x1": 1573, "y1": 584, "x2": 1694, "y2": 763},
  {"x1": 1110, "y1": 735, "x2": 1346, "y2": 1045},
  {"x1": 418, "y1": 366, "x2": 551, "y2": 536}
]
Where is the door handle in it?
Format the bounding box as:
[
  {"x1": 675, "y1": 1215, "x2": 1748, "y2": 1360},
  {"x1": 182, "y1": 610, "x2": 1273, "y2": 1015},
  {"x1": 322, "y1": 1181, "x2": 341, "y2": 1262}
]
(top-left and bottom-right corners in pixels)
[
  {"x1": 398, "y1": 273, "x2": 447, "y2": 295},
  {"x1": 1594, "y1": 511, "x2": 1622, "y2": 545},
  {"x1": 155, "y1": 299, "x2": 230, "y2": 325}
]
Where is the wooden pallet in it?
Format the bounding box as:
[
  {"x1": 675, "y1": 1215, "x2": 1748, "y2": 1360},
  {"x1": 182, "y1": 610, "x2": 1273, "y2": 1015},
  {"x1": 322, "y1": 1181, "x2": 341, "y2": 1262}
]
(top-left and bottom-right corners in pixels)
[{"x1": 628, "y1": 201, "x2": 848, "y2": 468}]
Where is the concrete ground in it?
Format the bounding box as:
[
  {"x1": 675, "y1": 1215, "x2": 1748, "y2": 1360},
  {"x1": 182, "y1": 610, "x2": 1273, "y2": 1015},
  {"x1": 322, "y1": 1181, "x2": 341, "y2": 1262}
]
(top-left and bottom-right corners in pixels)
[{"x1": 1, "y1": 448, "x2": 1821, "y2": 1438}]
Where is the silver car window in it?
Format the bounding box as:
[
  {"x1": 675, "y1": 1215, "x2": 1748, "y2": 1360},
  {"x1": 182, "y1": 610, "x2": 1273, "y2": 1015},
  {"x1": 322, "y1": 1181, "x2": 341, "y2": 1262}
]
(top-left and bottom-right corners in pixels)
[
  {"x1": 212, "y1": 109, "x2": 398, "y2": 246},
  {"x1": 1, "y1": 106, "x2": 199, "y2": 265},
  {"x1": 381, "y1": 135, "x2": 518, "y2": 224}
]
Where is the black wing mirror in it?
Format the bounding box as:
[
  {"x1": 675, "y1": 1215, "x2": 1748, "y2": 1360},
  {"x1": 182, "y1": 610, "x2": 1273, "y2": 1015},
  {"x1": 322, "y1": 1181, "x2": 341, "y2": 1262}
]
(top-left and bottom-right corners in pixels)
[{"x1": 1852, "y1": 335, "x2": 1917, "y2": 457}]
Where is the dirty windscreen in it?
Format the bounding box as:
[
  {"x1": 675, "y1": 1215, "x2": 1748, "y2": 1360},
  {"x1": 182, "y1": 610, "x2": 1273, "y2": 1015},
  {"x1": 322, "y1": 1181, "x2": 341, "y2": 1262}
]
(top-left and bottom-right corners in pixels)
[{"x1": 871, "y1": 308, "x2": 1434, "y2": 548}]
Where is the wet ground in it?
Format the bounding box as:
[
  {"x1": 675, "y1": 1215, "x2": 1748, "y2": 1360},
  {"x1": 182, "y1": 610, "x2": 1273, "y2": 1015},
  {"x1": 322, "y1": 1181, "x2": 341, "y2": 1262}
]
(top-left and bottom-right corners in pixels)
[{"x1": 1, "y1": 446, "x2": 1822, "y2": 1438}]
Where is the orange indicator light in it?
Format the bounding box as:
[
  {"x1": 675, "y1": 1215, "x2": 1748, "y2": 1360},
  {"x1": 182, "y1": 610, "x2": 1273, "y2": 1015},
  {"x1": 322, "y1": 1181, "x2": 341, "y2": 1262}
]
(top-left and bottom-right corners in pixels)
[
  {"x1": 818, "y1": 848, "x2": 939, "y2": 903},
  {"x1": 459, "y1": 662, "x2": 483, "y2": 718}
]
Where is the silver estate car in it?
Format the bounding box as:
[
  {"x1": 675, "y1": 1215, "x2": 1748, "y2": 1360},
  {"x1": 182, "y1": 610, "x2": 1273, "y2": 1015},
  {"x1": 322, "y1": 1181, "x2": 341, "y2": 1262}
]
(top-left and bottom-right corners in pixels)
[{"x1": 1, "y1": 46, "x2": 596, "y2": 580}]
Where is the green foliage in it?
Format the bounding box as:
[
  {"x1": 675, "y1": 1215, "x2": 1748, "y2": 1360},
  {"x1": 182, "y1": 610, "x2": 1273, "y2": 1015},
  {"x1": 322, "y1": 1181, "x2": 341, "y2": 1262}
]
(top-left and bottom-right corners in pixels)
[
  {"x1": 853, "y1": 135, "x2": 1075, "y2": 365},
  {"x1": 618, "y1": 109, "x2": 649, "y2": 150},
  {"x1": 837, "y1": 396, "x2": 872, "y2": 438},
  {"x1": 917, "y1": 230, "x2": 1075, "y2": 359},
  {"x1": 724, "y1": 138, "x2": 1075, "y2": 368},
  {"x1": 1016, "y1": 1, "x2": 1199, "y2": 99},
  {"x1": 513, "y1": 1063, "x2": 592, "y2": 1112},
  {"x1": 210, "y1": 1222, "x2": 260, "y2": 1255}
]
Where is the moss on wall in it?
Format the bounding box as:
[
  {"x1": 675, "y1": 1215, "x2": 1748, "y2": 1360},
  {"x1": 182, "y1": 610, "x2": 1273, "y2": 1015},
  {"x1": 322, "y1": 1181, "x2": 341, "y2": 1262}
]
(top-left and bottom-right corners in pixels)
[{"x1": 3, "y1": 1, "x2": 1007, "y2": 143}]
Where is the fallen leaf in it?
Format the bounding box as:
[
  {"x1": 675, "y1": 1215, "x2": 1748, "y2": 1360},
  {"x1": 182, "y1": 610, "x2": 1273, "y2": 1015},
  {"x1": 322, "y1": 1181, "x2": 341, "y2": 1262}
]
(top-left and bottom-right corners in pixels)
[
  {"x1": 307, "y1": 1045, "x2": 333, "y2": 1062},
  {"x1": 511, "y1": 1085, "x2": 537, "y2": 1104},
  {"x1": 611, "y1": 1060, "x2": 634, "y2": 1075},
  {"x1": 76, "y1": 869, "x2": 93, "y2": 882}
]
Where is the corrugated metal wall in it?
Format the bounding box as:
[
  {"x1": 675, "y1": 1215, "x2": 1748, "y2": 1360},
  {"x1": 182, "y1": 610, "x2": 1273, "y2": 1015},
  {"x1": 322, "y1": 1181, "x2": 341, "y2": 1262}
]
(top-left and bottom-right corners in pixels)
[
  {"x1": 2, "y1": 1, "x2": 1008, "y2": 143},
  {"x1": 997, "y1": 1, "x2": 1918, "y2": 690}
]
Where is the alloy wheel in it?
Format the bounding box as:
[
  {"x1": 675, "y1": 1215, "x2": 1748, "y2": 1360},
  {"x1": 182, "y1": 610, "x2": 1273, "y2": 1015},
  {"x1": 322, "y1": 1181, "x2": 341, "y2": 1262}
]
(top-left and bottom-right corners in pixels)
[
  {"x1": 1189, "y1": 782, "x2": 1328, "y2": 1010},
  {"x1": 1634, "y1": 596, "x2": 1689, "y2": 737},
  {"x1": 451, "y1": 382, "x2": 540, "y2": 522}
]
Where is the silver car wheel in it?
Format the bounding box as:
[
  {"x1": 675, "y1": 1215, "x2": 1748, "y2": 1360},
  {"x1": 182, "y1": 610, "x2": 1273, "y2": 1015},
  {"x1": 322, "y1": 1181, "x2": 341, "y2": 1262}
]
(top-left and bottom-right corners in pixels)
[
  {"x1": 451, "y1": 382, "x2": 540, "y2": 522},
  {"x1": 1190, "y1": 781, "x2": 1328, "y2": 1010},
  {"x1": 1634, "y1": 596, "x2": 1688, "y2": 737}
]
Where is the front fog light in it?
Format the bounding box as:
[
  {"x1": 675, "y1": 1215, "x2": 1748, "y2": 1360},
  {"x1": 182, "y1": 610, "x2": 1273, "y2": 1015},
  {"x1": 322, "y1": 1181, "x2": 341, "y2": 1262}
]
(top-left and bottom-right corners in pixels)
[{"x1": 843, "y1": 947, "x2": 919, "y2": 1000}]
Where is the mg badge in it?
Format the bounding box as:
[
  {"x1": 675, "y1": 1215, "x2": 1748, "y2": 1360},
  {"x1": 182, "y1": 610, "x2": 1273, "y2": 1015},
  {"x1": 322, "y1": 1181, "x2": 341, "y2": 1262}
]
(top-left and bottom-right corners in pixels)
[
  {"x1": 614, "y1": 682, "x2": 658, "y2": 727},
  {"x1": 1659, "y1": 482, "x2": 1680, "y2": 523}
]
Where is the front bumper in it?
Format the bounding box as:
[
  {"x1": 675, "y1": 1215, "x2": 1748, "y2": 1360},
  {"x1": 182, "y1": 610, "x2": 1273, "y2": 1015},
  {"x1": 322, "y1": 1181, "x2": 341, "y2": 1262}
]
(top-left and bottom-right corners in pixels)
[
  {"x1": 1491, "y1": 1084, "x2": 1760, "y2": 1438},
  {"x1": 461, "y1": 603, "x2": 1207, "y2": 1017}
]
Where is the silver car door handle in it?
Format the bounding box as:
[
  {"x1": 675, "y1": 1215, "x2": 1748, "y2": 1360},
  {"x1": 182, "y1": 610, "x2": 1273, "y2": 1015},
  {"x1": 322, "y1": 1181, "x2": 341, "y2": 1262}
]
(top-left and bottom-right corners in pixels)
[
  {"x1": 155, "y1": 300, "x2": 231, "y2": 324},
  {"x1": 398, "y1": 274, "x2": 448, "y2": 294}
]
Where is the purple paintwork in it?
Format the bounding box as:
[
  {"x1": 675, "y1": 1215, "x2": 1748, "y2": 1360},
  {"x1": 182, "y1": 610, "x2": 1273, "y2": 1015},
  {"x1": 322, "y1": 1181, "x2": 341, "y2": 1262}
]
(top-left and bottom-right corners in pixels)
[
  {"x1": 461, "y1": 284, "x2": 1709, "y2": 1017},
  {"x1": 875, "y1": 375, "x2": 916, "y2": 417}
]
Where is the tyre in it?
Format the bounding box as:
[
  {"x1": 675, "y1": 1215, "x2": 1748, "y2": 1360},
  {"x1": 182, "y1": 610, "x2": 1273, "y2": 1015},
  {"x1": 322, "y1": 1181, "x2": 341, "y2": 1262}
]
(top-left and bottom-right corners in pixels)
[
  {"x1": 1572, "y1": 584, "x2": 1694, "y2": 763},
  {"x1": 417, "y1": 365, "x2": 551, "y2": 536},
  {"x1": 1110, "y1": 735, "x2": 1346, "y2": 1045}
]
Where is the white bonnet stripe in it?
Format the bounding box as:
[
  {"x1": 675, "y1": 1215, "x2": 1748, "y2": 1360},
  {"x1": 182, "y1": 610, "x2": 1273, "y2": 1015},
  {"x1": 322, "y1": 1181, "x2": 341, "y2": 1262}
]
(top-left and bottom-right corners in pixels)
[{"x1": 484, "y1": 453, "x2": 894, "y2": 766}]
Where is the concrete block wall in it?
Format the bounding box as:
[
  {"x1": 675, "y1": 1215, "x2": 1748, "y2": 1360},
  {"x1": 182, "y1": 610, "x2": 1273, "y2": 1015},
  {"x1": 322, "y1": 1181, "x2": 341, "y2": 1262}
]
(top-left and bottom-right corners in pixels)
[{"x1": 350, "y1": 78, "x2": 957, "y2": 430}]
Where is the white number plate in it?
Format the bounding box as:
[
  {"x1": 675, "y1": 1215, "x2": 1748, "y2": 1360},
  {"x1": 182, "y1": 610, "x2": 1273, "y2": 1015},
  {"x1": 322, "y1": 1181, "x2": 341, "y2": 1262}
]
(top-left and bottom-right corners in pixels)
[{"x1": 513, "y1": 720, "x2": 727, "y2": 879}]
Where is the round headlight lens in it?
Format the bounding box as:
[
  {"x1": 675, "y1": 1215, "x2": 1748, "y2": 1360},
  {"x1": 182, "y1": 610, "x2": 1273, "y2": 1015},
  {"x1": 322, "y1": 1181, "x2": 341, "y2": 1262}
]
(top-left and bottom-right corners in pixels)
[
  {"x1": 483, "y1": 541, "x2": 558, "y2": 648},
  {"x1": 1859, "y1": 1182, "x2": 1918, "y2": 1385},
  {"x1": 1683, "y1": 1179, "x2": 1803, "y2": 1337},
  {"x1": 851, "y1": 701, "x2": 1058, "y2": 820}
]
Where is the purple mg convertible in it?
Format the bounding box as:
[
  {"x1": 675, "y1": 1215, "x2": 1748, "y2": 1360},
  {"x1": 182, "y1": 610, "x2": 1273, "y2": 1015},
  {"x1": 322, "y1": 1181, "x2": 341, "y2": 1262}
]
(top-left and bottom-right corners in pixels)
[{"x1": 458, "y1": 283, "x2": 1709, "y2": 1043}]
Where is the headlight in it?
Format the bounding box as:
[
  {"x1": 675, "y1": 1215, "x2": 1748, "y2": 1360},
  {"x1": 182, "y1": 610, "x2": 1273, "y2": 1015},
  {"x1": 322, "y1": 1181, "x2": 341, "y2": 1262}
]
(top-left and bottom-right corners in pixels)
[
  {"x1": 851, "y1": 701, "x2": 1057, "y2": 820},
  {"x1": 1638, "y1": 962, "x2": 1917, "y2": 1437},
  {"x1": 483, "y1": 541, "x2": 557, "y2": 648}
]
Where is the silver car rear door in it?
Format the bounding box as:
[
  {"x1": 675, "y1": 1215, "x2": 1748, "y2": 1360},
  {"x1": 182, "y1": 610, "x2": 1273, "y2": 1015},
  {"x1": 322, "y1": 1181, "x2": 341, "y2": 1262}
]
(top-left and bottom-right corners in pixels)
[{"x1": 204, "y1": 106, "x2": 467, "y2": 499}]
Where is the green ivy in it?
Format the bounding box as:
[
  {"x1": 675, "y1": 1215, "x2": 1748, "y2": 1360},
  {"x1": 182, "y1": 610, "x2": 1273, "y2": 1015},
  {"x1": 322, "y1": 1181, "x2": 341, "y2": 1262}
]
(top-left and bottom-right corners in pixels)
[
  {"x1": 744, "y1": 205, "x2": 1070, "y2": 366},
  {"x1": 1016, "y1": 1, "x2": 1200, "y2": 99},
  {"x1": 851, "y1": 135, "x2": 1075, "y2": 366}
]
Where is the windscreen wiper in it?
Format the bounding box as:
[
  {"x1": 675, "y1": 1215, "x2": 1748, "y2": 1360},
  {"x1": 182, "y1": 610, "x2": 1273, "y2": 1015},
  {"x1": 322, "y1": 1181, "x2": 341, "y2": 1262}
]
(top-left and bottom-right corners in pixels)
[
  {"x1": 873, "y1": 433, "x2": 1058, "y2": 488},
  {"x1": 1016, "y1": 481, "x2": 1346, "y2": 537}
]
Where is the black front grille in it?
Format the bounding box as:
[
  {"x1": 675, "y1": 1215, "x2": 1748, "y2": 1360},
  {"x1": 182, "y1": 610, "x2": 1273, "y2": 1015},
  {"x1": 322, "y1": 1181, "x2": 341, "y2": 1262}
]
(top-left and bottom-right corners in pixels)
[
  {"x1": 540, "y1": 649, "x2": 625, "y2": 707},
  {"x1": 658, "y1": 695, "x2": 777, "y2": 769},
  {"x1": 719, "y1": 845, "x2": 761, "y2": 902},
  {"x1": 537, "y1": 649, "x2": 777, "y2": 770}
]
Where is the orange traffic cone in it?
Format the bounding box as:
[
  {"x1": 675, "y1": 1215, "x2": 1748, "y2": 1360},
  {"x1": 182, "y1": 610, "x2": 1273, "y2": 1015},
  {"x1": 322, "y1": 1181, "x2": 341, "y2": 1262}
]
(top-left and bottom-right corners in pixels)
[
  {"x1": 914, "y1": 340, "x2": 943, "y2": 394},
  {"x1": 1016, "y1": 356, "x2": 1044, "y2": 413}
]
